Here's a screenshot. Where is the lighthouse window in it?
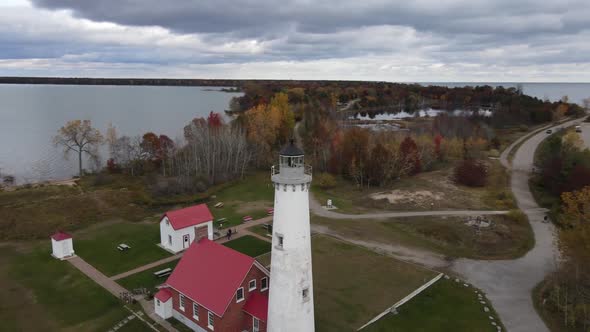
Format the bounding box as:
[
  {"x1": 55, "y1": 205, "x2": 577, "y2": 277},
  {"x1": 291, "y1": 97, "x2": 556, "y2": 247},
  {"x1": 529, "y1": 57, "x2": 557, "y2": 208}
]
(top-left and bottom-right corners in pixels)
[
  {"x1": 276, "y1": 234, "x2": 284, "y2": 249},
  {"x1": 302, "y1": 288, "x2": 309, "y2": 301}
]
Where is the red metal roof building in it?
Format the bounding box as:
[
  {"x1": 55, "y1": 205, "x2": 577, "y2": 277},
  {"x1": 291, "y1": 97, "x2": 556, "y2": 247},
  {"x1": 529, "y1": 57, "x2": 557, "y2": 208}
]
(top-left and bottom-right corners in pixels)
[
  {"x1": 164, "y1": 204, "x2": 214, "y2": 230},
  {"x1": 51, "y1": 231, "x2": 72, "y2": 241},
  {"x1": 155, "y1": 239, "x2": 270, "y2": 332},
  {"x1": 159, "y1": 204, "x2": 215, "y2": 254}
]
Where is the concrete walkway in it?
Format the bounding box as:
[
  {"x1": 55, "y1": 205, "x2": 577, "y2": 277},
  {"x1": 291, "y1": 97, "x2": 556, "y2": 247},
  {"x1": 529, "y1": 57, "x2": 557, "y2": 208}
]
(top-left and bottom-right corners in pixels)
[
  {"x1": 68, "y1": 255, "x2": 179, "y2": 331},
  {"x1": 111, "y1": 253, "x2": 184, "y2": 281}
]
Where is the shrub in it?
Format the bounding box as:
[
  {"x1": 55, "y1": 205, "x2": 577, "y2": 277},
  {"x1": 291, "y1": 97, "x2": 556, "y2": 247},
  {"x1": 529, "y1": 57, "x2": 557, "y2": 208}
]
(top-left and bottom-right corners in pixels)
[
  {"x1": 507, "y1": 210, "x2": 527, "y2": 224},
  {"x1": 453, "y1": 160, "x2": 488, "y2": 187},
  {"x1": 316, "y1": 173, "x2": 337, "y2": 189}
]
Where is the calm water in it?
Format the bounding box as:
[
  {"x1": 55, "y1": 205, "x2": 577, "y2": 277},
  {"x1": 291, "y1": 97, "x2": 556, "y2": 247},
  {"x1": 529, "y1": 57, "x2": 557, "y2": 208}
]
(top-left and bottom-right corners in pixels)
[
  {"x1": 0, "y1": 82, "x2": 587, "y2": 184},
  {"x1": 0, "y1": 85, "x2": 241, "y2": 184}
]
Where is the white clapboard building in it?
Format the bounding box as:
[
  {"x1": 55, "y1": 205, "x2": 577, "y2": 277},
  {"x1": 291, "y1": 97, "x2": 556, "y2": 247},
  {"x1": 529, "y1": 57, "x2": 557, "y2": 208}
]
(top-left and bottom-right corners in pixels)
[
  {"x1": 51, "y1": 231, "x2": 75, "y2": 259},
  {"x1": 160, "y1": 204, "x2": 214, "y2": 253}
]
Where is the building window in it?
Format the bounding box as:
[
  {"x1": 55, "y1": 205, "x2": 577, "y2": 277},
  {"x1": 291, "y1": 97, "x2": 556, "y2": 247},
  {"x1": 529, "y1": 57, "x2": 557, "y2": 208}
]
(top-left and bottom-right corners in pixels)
[
  {"x1": 193, "y1": 303, "x2": 199, "y2": 321},
  {"x1": 236, "y1": 287, "x2": 244, "y2": 303},
  {"x1": 156, "y1": 299, "x2": 160, "y2": 306},
  {"x1": 302, "y1": 288, "x2": 309, "y2": 302},
  {"x1": 208, "y1": 311, "x2": 214, "y2": 330},
  {"x1": 168, "y1": 235, "x2": 172, "y2": 246},
  {"x1": 165, "y1": 218, "x2": 170, "y2": 226},
  {"x1": 253, "y1": 317, "x2": 260, "y2": 332},
  {"x1": 249, "y1": 279, "x2": 256, "y2": 291},
  {"x1": 261, "y1": 277, "x2": 268, "y2": 291},
  {"x1": 275, "y1": 233, "x2": 284, "y2": 249},
  {"x1": 179, "y1": 294, "x2": 185, "y2": 311}
]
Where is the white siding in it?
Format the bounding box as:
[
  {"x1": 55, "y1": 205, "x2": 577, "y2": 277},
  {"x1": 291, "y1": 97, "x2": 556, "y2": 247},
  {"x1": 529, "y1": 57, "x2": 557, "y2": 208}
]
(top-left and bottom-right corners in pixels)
[
  {"x1": 160, "y1": 217, "x2": 214, "y2": 254},
  {"x1": 51, "y1": 238, "x2": 74, "y2": 259},
  {"x1": 154, "y1": 297, "x2": 173, "y2": 319}
]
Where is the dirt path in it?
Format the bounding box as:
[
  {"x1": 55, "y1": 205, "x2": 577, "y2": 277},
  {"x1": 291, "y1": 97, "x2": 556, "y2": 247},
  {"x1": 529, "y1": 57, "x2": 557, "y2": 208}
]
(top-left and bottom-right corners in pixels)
[{"x1": 312, "y1": 225, "x2": 449, "y2": 269}]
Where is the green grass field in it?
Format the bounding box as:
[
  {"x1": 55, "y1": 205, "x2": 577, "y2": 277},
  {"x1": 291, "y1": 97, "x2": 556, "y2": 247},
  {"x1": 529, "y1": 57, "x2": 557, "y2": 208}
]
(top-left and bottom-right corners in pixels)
[
  {"x1": 223, "y1": 235, "x2": 272, "y2": 257},
  {"x1": 1, "y1": 244, "x2": 138, "y2": 331},
  {"x1": 364, "y1": 278, "x2": 503, "y2": 332},
  {"x1": 313, "y1": 211, "x2": 533, "y2": 260},
  {"x1": 311, "y1": 235, "x2": 437, "y2": 331},
  {"x1": 118, "y1": 260, "x2": 180, "y2": 293},
  {"x1": 208, "y1": 172, "x2": 274, "y2": 228},
  {"x1": 75, "y1": 222, "x2": 171, "y2": 276}
]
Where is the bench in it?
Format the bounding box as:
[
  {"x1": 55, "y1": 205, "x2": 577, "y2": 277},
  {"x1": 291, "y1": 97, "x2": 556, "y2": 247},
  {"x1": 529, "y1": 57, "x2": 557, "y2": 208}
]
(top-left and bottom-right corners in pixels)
[
  {"x1": 214, "y1": 202, "x2": 224, "y2": 208},
  {"x1": 242, "y1": 216, "x2": 253, "y2": 222},
  {"x1": 117, "y1": 244, "x2": 131, "y2": 251},
  {"x1": 154, "y1": 268, "x2": 172, "y2": 278}
]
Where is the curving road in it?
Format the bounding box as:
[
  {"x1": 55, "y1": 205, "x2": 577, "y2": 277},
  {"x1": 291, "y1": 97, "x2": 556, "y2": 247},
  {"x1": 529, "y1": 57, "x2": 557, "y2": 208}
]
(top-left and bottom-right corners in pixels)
[
  {"x1": 309, "y1": 117, "x2": 586, "y2": 331},
  {"x1": 452, "y1": 118, "x2": 584, "y2": 332}
]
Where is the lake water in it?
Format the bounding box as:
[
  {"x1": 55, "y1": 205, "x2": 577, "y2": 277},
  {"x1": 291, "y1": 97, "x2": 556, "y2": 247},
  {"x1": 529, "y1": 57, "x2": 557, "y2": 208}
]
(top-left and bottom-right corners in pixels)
[
  {"x1": 0, "y1": 85, "x2": 241, "y2": 184},
  {"x1": 0, "y1": 82, "x2": 587, "y2": 184}
]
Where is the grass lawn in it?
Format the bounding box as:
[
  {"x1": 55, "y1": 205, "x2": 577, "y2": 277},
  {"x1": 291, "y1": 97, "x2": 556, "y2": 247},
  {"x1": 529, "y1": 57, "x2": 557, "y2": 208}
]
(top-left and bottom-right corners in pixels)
[
  {"x1": 1, "y1": 243, "x2": 134, "y2": 331},
  {"x1": 223, "y1": 235, "x2": 271, "y2": 257},
  {"x1": 118, "y1": 260, "x2": 180, "y2": 293},
  {"x1": 364, "y1": 278, "x2": 503, "y2": 332},
  {"x1": 208, "y1": 172, "x2": 274, "y2": 228},
  {"x1": 75, "y1": 222, "x2": 171, "y2": 276},
  {"x1": 312, "y1": 211, "x2": 534, "y2": 260},
  {"x1": 312, "y1": 235, "x2": 437, "y2": 331},
  {"x1": 247, "y1": 223, "x2": 273, "y2": 238},
  {"x1": 312, "y1": 160, "x2": 515, "y2": 214},
  {"x1": 167, "y1": 317, "x2": 195, "y2": 332}
]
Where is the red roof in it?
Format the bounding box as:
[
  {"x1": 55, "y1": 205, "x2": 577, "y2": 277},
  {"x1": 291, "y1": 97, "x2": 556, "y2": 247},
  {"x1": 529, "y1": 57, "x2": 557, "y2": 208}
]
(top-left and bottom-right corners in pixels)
[
  {"x1": 51, "y1": 231, "x2": 72, "y2": 241},
  {"x1": 165, "y1": 239, "x2": 256, "y2": 316},
  {"x1": 243, "y1": 291, "x2": 269, "y2": 322},
  {"x1": 164, "y1": 204, "x2": 213, "y2": 230},
  {"x1": 155, "y1": 288, "x2": 172, "y2": 302}
]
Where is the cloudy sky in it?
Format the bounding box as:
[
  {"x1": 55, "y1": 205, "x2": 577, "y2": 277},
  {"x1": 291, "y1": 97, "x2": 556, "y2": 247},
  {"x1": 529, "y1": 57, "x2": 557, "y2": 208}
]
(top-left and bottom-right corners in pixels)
[{"x1": 1, "y1": 0, "x2": 590, "y2": 81}]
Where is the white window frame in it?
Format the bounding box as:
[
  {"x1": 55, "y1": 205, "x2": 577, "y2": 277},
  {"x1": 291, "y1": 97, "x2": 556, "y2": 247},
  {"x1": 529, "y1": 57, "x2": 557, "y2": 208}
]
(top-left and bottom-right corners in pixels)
[
  {"x1": 193, "y1": 302, "x2": 199, "y2": 321},
  {"x1": 156, "y1": 299, "x2": 161, "y2": 306},
  {"x1": 253, "y1": 317, "x2": 260, "y2": 332},
  {"x1": 165, "y1": 218, "x2": 170, "y2": 226},
  {"x1": 168, "y1": 235, "x2": 172, "y2": 246},
  {"x1": 236, "y1": 287, "x2": 244, "y2": 303},
  {"x1": 249, "y1": 279, "x2": 256, "y2": 291},
  {"x1": 179, "y1": 294, "x2": 185, "y2": 311},
  {"x1": 261, "y1": 277, "x2": 268, "y2": 291},
  {"x1": 207, "y1": 311, "x2": 214, "y2": 330}
]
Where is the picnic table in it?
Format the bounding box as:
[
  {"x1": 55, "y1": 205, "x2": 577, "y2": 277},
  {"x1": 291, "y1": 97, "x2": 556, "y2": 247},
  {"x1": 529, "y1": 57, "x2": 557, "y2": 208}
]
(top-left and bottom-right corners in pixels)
[
  {"x1": 267, "y1": 208, "x2": 274, "y2": 215},
  {"x1": 214, "y1": 202, "x2": 224, "y2": 208},
  {"x1": 242, "y1": 215, "x2": 253, "y2": 222},
  {"x1": 154, "y1": 268, "x2": 172, "y2": 278},
  {"x1": 117, "y1": 243, "x2": 131, "y2": 251}
]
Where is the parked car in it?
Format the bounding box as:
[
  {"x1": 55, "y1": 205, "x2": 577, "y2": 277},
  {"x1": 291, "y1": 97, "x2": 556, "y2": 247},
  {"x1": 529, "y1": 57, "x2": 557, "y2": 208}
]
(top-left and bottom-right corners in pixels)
[
  {"x1": 546, "y1": 129, "x2": 553, "y2": 134},
  {"x1": 576, "y1": 125, "x2": 582, "y2": 133}
]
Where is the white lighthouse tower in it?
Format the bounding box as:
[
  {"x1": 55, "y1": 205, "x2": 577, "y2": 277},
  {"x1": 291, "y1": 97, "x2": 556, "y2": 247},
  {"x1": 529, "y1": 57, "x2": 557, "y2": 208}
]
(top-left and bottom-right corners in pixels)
[{"x1": 267, "y1": 140, "x2": 315, "y2": 332}]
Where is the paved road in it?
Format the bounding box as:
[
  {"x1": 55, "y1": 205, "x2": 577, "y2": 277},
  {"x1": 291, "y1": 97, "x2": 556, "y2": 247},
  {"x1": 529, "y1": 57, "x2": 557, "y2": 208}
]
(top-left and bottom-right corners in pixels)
[{"x1": 453, "y1": 118, "x2": 584, "y2": 332}]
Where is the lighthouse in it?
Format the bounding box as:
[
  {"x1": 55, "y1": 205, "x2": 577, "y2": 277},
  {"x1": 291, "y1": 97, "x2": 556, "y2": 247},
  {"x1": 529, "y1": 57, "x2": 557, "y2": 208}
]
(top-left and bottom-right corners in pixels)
[{"x1": 267, "y1": 140, "x2": 315, "y2": 332}]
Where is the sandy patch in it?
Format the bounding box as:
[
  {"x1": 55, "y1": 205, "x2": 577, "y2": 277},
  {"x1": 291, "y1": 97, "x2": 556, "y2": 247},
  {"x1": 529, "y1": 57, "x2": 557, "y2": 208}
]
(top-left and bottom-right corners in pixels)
[{"x1": 371, "y1": 190, "x2": 444, "y2": 205}]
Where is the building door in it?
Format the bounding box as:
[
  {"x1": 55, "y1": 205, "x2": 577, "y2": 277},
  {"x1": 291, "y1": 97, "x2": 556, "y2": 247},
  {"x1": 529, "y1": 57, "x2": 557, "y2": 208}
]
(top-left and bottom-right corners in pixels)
[
  {"x1": 253, "y1": 317, "x2": 260, "y2": 332},
  {"x1": 183, "y1": 234, "x2": 190, "y2": 248},
  {"x1": 195, "y1": 225, "x2": 208, "y2": 241}
]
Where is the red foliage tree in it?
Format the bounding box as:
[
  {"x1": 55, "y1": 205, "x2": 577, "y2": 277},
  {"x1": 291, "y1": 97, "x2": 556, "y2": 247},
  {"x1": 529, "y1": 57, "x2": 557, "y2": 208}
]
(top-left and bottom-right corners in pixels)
[
  {"x1": 106, "y1": 158, "x2": 120, "y2": 173},
  {"x1": 561, "y1": 165, "x2": 590, "y2": 193},
  {"x1": 400, "y1": 136, "x2": 421, "y2": 175},
  {"x1": 207, "y1": 111, "x2": 223, "y2": 129},
  {"x1": 453, "y1": 160, "x2": 488, "y2": 187}
]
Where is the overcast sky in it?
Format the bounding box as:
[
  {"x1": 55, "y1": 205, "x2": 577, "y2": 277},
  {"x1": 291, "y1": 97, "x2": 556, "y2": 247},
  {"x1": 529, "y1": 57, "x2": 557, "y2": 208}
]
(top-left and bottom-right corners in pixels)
[{"x1": 1, "y1": 0, "x2": 590, "y2": 81}]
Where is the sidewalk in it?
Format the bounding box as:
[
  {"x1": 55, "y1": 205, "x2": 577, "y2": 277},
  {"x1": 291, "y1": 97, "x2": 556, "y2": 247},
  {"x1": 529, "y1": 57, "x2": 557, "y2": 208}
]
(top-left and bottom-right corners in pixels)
[
  {"x1": 111, "y1": 252, "x2": 183, "y2": 281},
  {"x1": 213, "y1": 215, "x2": 273, "y2": 244},
  {"x1": 68, "y1": 256, "x2": 178, "y2": 332}
]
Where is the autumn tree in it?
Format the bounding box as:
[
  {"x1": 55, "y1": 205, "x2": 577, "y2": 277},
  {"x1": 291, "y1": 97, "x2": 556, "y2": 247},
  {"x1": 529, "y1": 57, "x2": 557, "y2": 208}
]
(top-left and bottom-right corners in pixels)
[
  {"x1": 400, "y1": 136, "x2": 421, "y2": 175},
  {"x1": 54, "y1": 120, "x2": 103, "y2": 177}
]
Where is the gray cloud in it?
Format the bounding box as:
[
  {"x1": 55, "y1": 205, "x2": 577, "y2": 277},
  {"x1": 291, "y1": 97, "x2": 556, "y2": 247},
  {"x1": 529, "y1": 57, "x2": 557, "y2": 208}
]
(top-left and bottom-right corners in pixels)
[{"x1": 0, "y1": 0, "x2": 588, "y2": 80}]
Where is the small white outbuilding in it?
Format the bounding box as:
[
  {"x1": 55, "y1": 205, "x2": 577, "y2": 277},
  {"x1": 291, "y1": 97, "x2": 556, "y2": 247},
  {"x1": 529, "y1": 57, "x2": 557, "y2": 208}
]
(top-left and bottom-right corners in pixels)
[
  {"x1": 51, "y1": 231, "x2": 75, "y2": 259},
  {"x1": 160, "y1": 203, "x2": 214, "y2": 254},
  {"x1": 154, "y1": 288, "x2": 173, "y2": 319}
]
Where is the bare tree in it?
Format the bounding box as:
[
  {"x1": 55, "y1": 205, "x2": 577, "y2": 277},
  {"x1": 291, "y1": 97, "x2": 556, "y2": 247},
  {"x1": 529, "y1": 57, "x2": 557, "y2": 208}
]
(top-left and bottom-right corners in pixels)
[{"x1": 54, "y1": 120, "x2": 103, "y2": 177}]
